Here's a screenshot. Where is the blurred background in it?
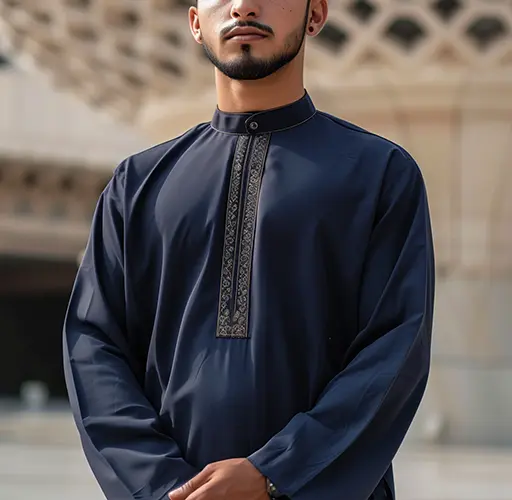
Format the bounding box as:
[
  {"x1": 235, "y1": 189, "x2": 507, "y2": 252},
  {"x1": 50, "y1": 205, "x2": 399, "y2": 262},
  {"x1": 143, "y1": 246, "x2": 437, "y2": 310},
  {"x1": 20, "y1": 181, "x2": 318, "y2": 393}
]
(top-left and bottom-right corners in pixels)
[{"x1": 0, "y1": 0, "x2": 511, "y2": 499}]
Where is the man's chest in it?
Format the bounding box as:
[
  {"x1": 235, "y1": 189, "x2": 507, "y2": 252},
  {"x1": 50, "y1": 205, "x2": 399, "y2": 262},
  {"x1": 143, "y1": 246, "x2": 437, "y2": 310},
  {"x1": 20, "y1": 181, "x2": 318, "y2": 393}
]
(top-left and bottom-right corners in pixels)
[{"x1": 150, "y1": 145, "x2": 364, "y2": 249}]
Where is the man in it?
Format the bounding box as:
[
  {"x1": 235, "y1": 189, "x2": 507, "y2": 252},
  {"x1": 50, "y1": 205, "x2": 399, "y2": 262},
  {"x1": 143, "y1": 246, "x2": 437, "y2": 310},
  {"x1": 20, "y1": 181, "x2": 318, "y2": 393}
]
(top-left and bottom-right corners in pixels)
[{"x1": 63, "y1": 0, "x2": 435, "y2": 499}]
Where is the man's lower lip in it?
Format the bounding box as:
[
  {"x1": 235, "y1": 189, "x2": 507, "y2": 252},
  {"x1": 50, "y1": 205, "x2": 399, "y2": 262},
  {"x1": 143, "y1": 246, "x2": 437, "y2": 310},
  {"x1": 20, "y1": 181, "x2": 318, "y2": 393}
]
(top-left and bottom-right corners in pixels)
[{"x1": 227, "y1": 35, "x2": 267, "y2": 42}]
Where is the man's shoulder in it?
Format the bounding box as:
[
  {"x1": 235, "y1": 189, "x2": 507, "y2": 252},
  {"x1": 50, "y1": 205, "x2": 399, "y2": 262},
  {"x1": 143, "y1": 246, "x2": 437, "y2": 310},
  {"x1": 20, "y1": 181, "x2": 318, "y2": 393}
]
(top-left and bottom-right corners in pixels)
[
  {"x1": 115, "y1": 122, "x2": 211, "y2": 179},
  {"x1": 316, "y1": 111, "x2": 414, "y2": 160}
]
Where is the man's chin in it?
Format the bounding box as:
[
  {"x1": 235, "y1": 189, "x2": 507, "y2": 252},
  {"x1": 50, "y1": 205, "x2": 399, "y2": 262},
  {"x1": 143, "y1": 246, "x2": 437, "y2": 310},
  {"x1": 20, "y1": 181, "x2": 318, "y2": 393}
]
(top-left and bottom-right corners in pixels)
[{"x1": 216, "y1": 60, "x2": 273, "y2": 81}]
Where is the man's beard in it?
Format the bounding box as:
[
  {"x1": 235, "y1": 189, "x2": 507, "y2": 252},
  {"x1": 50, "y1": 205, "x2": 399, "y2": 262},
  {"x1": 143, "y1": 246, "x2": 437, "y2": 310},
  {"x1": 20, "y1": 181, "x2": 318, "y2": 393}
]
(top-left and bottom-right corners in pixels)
[{"x1": 201, "y1": 7, "x2": 310, "y2": 81}]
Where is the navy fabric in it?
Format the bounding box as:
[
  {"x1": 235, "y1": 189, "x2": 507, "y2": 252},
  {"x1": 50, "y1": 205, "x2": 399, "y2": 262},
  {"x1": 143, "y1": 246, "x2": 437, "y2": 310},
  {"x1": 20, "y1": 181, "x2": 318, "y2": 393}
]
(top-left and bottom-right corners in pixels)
[{"x1": 63, "y1": 92, "x2": 435, "y2": 500}]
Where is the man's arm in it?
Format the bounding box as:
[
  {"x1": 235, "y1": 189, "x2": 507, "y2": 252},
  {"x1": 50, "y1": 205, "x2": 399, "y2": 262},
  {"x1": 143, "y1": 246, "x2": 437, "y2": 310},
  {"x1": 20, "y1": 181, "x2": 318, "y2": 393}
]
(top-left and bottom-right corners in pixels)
[
  {"x1": 247, "y1": 148, "x2": 435, "y2": 500},
  {"x1": 63, "y1": 162, "x2": 198, "y2": 500}
]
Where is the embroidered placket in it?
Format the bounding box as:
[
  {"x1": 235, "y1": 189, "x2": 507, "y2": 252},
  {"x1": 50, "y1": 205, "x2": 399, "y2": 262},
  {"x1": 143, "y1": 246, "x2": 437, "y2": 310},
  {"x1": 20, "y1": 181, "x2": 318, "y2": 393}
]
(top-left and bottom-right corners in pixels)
[{"x1": 216, "y1": 134, "x2": 271, "y2": 338}]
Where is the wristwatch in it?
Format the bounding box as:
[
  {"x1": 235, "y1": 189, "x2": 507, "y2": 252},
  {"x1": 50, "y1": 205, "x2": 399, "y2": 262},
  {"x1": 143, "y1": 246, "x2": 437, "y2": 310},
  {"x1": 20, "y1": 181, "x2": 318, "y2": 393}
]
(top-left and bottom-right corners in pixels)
[{"x1": 266, "y1": 477, "x2": 285, "y2": 498}]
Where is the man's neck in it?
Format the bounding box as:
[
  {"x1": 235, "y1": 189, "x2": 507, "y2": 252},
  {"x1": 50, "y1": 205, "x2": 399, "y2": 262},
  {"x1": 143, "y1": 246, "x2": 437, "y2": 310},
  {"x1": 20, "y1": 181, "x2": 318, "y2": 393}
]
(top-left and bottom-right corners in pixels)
[{"x1": 215, "y1": 64, "x2": 305, "y2": 113}]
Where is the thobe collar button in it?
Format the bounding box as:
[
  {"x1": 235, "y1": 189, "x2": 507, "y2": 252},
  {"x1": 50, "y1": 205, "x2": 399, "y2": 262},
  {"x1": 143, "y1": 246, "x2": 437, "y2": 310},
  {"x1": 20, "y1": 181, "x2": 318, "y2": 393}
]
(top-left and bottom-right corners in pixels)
[{"x1": 211, "y1": 91, "x2": 316, "y2": 135}]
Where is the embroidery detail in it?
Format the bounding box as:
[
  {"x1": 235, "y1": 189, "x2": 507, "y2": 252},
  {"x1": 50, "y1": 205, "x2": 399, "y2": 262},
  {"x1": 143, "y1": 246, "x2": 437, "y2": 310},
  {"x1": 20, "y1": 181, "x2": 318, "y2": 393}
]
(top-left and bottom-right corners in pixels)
[
  {"x1": 217, "y1": 135, "x2": 249, "y2": 338},
  {"x1": 216, "y1": 134, "x2": 271, "y2": 338}
]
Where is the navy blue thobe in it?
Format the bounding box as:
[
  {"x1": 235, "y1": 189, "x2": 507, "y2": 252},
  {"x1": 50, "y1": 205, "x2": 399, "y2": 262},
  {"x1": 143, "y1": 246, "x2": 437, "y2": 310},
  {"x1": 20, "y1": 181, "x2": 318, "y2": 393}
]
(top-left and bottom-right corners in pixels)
[{"x1": 63, "y1": 92, "x2": 435, "y2": 500}]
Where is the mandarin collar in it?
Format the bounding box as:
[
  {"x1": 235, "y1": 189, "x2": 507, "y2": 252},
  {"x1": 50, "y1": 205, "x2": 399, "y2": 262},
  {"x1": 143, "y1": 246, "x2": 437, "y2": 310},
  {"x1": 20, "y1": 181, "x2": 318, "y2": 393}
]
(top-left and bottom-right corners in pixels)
[{"x1": 211, "y1": 91, "x2": 316, "y2": 135}]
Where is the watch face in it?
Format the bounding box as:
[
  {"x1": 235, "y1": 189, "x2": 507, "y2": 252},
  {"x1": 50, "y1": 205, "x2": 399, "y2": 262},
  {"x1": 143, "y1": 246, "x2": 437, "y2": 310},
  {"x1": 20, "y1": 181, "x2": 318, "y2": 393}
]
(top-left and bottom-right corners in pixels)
[{"x1": 266, "y1": 478, "x2": 282, "y2": 497}]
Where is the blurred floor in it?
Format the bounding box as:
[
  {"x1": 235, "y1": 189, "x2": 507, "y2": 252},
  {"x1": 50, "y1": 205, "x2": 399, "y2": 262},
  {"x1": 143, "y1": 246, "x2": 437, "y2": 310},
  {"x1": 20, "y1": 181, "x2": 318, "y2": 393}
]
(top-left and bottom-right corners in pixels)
[{"x1": 0, "y1": 410, "x2": 511, "y2": 499}]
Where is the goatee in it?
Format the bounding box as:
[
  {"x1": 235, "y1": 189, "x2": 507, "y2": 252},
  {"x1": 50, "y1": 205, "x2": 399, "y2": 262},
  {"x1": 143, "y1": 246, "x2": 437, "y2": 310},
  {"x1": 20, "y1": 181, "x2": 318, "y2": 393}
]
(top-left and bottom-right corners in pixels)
[
  {"x1": 202, "y1": 40, "x2": 305, "y2": 80},
  {"x1": 201, "y1": 2, "x2": 310, "y2": 81}
]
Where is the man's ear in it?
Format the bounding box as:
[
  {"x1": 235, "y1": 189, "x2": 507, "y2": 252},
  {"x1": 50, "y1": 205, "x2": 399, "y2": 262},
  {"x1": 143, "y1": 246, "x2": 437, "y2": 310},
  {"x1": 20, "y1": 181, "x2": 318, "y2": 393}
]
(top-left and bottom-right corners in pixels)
[
  {"x1": 189, "y1": 6, "x2": 203, "y2": 44},
  {"x1": 307, "y1": 0, "x2": 328, "y2": 37}
]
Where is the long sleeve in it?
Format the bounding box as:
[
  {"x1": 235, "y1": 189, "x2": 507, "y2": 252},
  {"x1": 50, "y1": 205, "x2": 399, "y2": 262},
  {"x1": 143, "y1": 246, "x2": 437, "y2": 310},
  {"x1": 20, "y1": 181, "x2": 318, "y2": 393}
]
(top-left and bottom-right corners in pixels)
[
  {"x1": 248, "y1": 148, "x2": 435, "y2": 500},
  {"x1": 63, "y1": 163, "x2": 198, "y2": 500}
]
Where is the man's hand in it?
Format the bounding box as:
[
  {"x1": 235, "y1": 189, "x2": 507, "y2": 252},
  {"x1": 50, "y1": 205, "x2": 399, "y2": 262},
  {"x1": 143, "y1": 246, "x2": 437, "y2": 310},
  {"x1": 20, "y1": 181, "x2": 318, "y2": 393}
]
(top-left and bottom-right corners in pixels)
[{"x1": 168, "y1": 458, "x2": 268, "y2": 500}]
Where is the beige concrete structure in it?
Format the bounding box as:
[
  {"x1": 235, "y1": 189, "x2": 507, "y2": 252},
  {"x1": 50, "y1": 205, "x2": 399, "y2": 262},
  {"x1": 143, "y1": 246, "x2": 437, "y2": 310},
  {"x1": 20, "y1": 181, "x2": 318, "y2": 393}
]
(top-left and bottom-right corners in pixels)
[
  {"x1": 0, "y1": 65, "x2": 149, "y2": 260},
  {"x1": 0, "y1": 0, "x2": 511, "y2": 443}
]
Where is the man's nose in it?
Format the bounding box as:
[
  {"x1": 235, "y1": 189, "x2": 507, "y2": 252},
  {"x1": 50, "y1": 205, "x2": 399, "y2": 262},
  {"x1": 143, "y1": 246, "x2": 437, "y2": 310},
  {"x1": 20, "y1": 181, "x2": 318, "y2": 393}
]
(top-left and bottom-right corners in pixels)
[{"x1": 230, "y1": 0, "x2": 260, "y2": 20}]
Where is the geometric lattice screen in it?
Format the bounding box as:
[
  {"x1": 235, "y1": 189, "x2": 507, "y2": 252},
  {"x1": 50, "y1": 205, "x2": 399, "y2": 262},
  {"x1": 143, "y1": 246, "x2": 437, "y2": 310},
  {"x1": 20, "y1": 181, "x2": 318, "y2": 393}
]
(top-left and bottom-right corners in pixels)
[{"x1": 1, "y1": 0, "x2": 510, "y2": 119}]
